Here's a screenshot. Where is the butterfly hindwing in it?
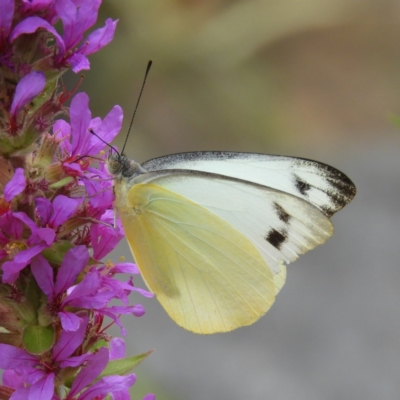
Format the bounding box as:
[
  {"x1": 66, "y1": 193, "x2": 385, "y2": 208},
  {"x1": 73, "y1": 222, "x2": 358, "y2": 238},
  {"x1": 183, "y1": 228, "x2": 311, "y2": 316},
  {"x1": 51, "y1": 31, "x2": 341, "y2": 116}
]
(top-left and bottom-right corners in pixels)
[{"x1": 118, "y1": 181, "x2": 276, "y2": 334}]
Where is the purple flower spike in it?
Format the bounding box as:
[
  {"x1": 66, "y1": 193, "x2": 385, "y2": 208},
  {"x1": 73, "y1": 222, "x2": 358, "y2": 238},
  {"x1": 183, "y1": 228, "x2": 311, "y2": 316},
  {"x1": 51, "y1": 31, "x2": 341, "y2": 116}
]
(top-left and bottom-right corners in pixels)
[
  {"x1": 143, "y1": 394, "x2": 156, "y2": 400},
  {"x1": 0, "y1": 1, "x2": 154, "y2": 395},
  {"x1": 10, "y1": 71, "x2": 46, "y2": 117},
  {"x1": 4, "y1": 168, "x2": 26, "y2": 201}
]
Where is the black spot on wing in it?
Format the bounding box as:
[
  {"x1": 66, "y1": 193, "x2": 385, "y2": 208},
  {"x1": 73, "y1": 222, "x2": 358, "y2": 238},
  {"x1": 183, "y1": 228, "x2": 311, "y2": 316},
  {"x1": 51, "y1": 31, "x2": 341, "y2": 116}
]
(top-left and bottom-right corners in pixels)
[
  {"x1": 265, "y1": 229, "x2": 287, "y2": 250},
  {"x1": 273, "y1": 202, "x2": 291, "y2": 224},
  {"x1": 294, "y1": 174, "x2": 312, "y2": 196}
]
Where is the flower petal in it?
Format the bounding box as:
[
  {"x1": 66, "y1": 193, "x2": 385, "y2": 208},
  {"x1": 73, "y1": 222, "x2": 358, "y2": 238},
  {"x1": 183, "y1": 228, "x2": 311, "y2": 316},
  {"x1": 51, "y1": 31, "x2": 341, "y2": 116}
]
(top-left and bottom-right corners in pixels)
[
  {"x1": 12, "y1": 211, "x2": 37, "y2": 231},
  {"x1": 55, "y1": 245, "x2": 89, "y2": 295},
  {"x1": 2, "y1": 244, "x2": 46, "y2": 283},
  {"x1": 7, "y1": 387, "x2": 30, "y2": 400},
  {"x1": 66, "y1": 289, "x2": 113, "y2": 310},
  {"x1": 1, "y1": 261, "x2": 26, "y2": 284},
  {"x1": 4, "y1": 168, "x2": 26, "y2": 202},
  {"x1": 10, "y1": 16, "x2": 65, "y2": 52},
  {"x1": 70, "y1": 347, "x2": 108, "y2": 396},
  {"x1": 83, "y1": 174, "x2": 113, "y2": 209},
  {"x1": 10, "y1": 72, "x2": 45, "y2": 117},
  {"x1": 0, "y1": 344, "x2": 36, "y2": 369},
  {"x1": 63, "y1": 271, "x2": 101, "y2": 304},
  {"x1": 77, "y1": 374, "x2": 136, "y2": 400},
  {"x1": 29, "y1": 227, "x2": 55, "y2": 247},
  {"x1": 3, "y1": 369, "x2": 24, "y2": 389},
  {"x1": 31, "y1": 255, "x2": 55, "y2": 299},
  {"x1": 69, "y1": 52, "x2": 90, "y2": 73},
  {"x1": 0, "y1": 212, "x2": 24, "y2": 239},
  {"x1": 28, "y1": 373, "x2": 55, "y2": 400},
  {"x1": 91, "y1": 215, "x2": 123, "y2": 260},
  {"x1": 86, "y1": 105, "x2": 123, "y2": 156},
  {"x1": 55, "y1": 0, "x2": 101, "y2": 50},
  {"x1": 49, "y1": 195, "x2": 82, "y2": 228},
  {"x1": 69, "y1": 92, "x2": 91, "y2": 157},
  {"x1": 109, "y1": 338, "x2": 125, "y2": 360},
  {"x1": 81, "y1": 18, "x2": 118, "y2": 56},
  {"x1": 52, "y1": 316, "x2": 88, "y2": 362},
  {"x1": 59, "y1": 311, "x2": 83, "y2": 332},
  {"x1": 112, "y1": 262, "x2": 140, "y2": 275},
  {"x1": 53, "y1": 119, "x2": 72, "y2": 154},
  {"x1": 35, "y1": 198, "x2": 52, "y2": 226},
  {"x1": 59, "y1": 353, "x2": 91, "y2": 368},
  {"x1": 14, "y1": 244, "x2": 46, "y2": 264},
  {"x1": 143, "y1": 394, "x2": 156, "y2": 400},
  {"x1": 133, "y1": 287, "x2": 154, "y2": 298}
]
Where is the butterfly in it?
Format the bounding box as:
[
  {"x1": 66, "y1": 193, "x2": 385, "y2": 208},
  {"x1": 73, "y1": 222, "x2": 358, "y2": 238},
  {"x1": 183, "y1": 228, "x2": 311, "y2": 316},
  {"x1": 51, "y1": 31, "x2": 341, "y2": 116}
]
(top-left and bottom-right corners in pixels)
[{"x1": 107, "y1": 150, "x2": 356, "y2": 334}]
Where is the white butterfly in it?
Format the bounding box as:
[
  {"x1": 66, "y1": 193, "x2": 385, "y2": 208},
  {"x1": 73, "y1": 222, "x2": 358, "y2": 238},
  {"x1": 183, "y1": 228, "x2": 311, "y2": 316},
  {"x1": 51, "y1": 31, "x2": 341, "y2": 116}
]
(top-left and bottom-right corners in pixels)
[{"x1": 108, "y1": 151, "x2": 356, "y2": 334}]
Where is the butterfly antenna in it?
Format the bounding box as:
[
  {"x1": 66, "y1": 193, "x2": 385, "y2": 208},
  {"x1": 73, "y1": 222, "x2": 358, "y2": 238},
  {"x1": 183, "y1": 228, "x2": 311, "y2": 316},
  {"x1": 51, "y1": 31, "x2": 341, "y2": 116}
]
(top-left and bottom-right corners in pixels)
[
  {"x1": 121, "y1": 60, "x2": 153, "y2": 155},
  {"x1": 89, "y1": 128, "x2": 119, "y2": 155}
]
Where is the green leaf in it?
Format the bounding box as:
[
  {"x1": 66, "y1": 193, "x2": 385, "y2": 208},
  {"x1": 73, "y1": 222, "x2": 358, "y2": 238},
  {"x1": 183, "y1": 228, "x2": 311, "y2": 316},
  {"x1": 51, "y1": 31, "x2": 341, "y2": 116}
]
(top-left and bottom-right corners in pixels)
[
  {"x1": 23, "y1": 324, "x2": 55, "y2": 354},
  {"x1": 99, "y1": 350, "x2": 154, "y2": 378},
  {"x1": 42, "y1": 241, "x2": 74, "y2": 264}
]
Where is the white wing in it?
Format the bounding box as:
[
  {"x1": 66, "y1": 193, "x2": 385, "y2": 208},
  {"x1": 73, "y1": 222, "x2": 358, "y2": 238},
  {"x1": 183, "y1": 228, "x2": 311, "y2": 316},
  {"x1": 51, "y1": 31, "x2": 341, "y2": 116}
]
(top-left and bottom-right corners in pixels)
[
  {"x1": 135, "y1": 170, "x2": 334, "y2": 284},
  {"x1": 142, "y1": 152, "x2": 356, "y2": 217}
]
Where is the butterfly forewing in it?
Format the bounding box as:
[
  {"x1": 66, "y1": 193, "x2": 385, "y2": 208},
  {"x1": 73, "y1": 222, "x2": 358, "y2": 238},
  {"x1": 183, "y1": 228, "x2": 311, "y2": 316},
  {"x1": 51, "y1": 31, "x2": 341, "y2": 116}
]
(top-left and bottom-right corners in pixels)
[
  {"x1": 142, "y1": 152, "x2": 356, "y2": 217},
  {"x1": 118, "y1": 181, "x2": 276, "y2": 334}
]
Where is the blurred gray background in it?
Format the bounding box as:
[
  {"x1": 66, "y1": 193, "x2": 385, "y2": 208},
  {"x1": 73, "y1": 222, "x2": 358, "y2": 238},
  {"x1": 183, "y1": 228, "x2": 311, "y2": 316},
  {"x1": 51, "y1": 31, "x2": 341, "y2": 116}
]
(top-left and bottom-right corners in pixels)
[{"x1": 76, "y1": 0, "x2": 400, "y2": 398}]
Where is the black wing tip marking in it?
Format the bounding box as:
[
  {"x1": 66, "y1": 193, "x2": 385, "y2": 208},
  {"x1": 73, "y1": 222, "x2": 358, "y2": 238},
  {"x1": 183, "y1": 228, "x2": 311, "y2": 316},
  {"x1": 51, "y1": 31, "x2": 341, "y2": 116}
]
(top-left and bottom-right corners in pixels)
[
  {"x1": 292, "y1": 161, "x2": 356, "y2": 217},
  {"x1": 264, "y1": 228, "x2": 287, "y2": 250},
  {"x1": 324, "y1": 173, "x2": 357, "y2": 217}
]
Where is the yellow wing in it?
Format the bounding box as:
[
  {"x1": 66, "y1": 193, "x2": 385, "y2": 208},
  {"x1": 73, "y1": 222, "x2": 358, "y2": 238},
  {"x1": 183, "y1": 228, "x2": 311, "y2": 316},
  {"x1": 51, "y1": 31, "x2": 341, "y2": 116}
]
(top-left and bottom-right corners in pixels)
[{"x1": 119, "y1": 182, "x2": 276, "y2": 334}]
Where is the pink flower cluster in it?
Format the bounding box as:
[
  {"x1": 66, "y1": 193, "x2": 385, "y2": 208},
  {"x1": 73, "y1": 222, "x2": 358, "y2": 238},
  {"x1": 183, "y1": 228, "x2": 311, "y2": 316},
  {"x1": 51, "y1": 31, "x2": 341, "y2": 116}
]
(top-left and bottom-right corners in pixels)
[{"x1": 0, "y1": 0, "x2": 155, "y2": 399}]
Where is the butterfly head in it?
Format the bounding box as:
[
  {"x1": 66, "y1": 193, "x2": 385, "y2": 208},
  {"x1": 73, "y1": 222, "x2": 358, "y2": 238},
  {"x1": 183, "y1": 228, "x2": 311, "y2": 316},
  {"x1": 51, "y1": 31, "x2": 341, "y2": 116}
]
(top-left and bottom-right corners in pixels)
[{"x1": 106, "y1": 152, "x2": 146, "y2": 182}]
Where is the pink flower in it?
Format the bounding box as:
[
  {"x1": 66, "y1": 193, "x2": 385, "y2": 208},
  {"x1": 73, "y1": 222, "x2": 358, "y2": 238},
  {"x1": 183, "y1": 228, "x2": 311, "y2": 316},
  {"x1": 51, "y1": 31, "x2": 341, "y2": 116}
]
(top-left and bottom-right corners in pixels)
[
  {"x1": 10, "y1": 2, "x2": 118, "y2": 73},
  {"x1": 0, "y1": 212, "x2": 55, "y2": 283}
]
